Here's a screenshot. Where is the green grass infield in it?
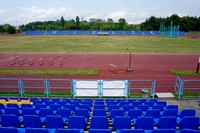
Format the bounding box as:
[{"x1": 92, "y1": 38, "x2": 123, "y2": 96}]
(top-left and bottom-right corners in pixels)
[
  {"x1": 0, "y1": 69, "x2": 99, "y2": 75},
  {"x1": 171, "y1": 70, "x2": 200, "y2": 76}
]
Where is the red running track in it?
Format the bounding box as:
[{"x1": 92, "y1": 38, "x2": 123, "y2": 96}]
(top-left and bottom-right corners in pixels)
[{"x1": 0, "y1": 54, "x2": 199, "y2": 93}]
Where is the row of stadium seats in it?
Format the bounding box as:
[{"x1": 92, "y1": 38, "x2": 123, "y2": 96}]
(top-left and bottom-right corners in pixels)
[
  {"x1": 23, "y1": 30, "x2": 186, "y2": 35},
  {"x1": 0, "y1": 97, "x2": 199, "y2": 133}
]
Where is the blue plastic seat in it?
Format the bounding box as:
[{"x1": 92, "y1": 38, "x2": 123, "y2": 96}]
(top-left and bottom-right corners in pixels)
[
  {"x1": 25, "y1": 128, "x2": 54, "y2": 133},
  {"x1": 74, "y1": 109, "x2": 90, "y2": 119},
  {"x1": 119, "y1": 129, "x2": 144, "y2": 133},
  {"x1": 56, "y1": 129, "x2": 83, "y2": 133},
  {"x1": 90, "y1": 116, "x2": 109, "y2": 129},
  {"x1": 93, "y1": 105, "x2": 105, "y2": 109},
  {"x1": 93, "y1": 109, "x2": 107, "y2": 116},
  {"x1": 110, "y1": 109, "x2": 124, "y2": 120},
  {"x1": 1, "y1": 114, "x2": 20, "y2": 127},
  {"x1": 135, "y1": 116, "x2": 154, "y2": 130},
  {"x1": 127, "y1": 109, "x2": 143, "y2": 123},
  {"x1": 0, "y1": 127, "x2": 19, "y2": 133},
  {"x1": 156, "y1": 116, "x2": 177, "y2": 129},
  {"x1": 179, "y1": 116, "x2": 199, "y2": 130},
  {"x1": 39, "y1": 108, "x2": 54, "y2": 117},
  {"x1": 63, "y1": 104, "x2": 76, "y2": 112},
  {"x1": 113, "y1": 116, "x2": 132, "y2": 130},
  {"x1": 156, "y1": 101, "x2": 167, "y2": 107},
  {"x1": 178, "y1": 109, "x2": 196, "y2": 118},
  {"x1": 68, "y1": 116, "x2": 87, "y2": 130},
  {"x1": 45, "y1": 115, "x2": 64, "y2": 128},
  {"x1": 123, "y1": 105, "x2": 135, "y2": 113},
  {"x1": 162, "y1": 109, "x2": 178, "y2": 117},
  {"x1": 89, "y1": 129, "x2": 112, "y2": 133},
  {"x1": 56, "y1": 108, "x2": 72, "y2": 119},
  {"x1": 137, "y1": 105, "x2": 149, "y2": 113},
  {"x1": 22, "y1": 108, "x2": 37, "y2": 115},
  {"x1": 23, "y1": 115, "x2": 42, "y2": 128},
  {"x1": 151, "y1": 129, "x2": 176, "y2": 133},
  {"x1": 49, "y1": 104, "x2": 62, "y2": 111},
  {"x1": 145, "y1": 109, "x2": 160, "y2": 119},
  {"x1": 5, "y1": 107, "x2": 20, "y2": 116},
  {"x1": 78, "y1": 104, "x2": 91, "y2": 111},
  {"x1": 166, "y1": 104, "x2": 178, "y2": 110},
  {"x1": 181, "y1": 129, "x2": 200, "y2": 133}
]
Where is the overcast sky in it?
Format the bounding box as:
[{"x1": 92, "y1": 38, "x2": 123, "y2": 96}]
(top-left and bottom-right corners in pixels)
[{"x1": 0, "y1": 0, "x2": 199, "y2": 25}]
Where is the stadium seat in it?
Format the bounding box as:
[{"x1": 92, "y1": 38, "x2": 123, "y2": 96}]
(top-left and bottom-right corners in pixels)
[
  {"x1": 7, "y1": 103, "x2": 20, "y2": 109},
  {"x1": 145, "y1": 109, "x2": 161, "y2": 120},
  {"x1": 89, "y1": 129, "x2": 112, "y2": 133},
  {"x1": 94, "y1": 105, "x2": 105, "y2": 109},
  {"x1": 22, "y1": 108, "x2": 37, "y2": 115},
  {"x1": 25, "y1": 128, "x2": 54, "y2": 133},
  {"x1": 166, "y1": 104, "x2": 178, "y2": 110},
  {"x1": 127, "y1": 109, "x2": 143, "y2": 123},
  {"x1": 21, "y1": 104, "x2": 33, "y2": 108},
  {"x1": 137, "y1": 105, "x2": 149, "y2": 113},
  {"x1": 23, "y1": 115, "x2": 42, "y2": 128},
  {"x1": 49, "y1": 104, "x2": 62, "y2": 111},
  {"x1": 1, "y1": 114, "x2": 21, "y2": 127},
  {"x1": 45, "y1": 115, "x2": 64, "y2": 128},
  {"x1": 68, "y1": 116, "x2": 87, "y2": 130},
  {"x1": 39, "y1": 108, "x2": 54, "y2": 117},
  {"x1": 151, "y1": 129, "x2": 176, "y2": 133},
  {"x1": 135, "y1": 116, "x2": 154, "y2": 130},
  {"x1": 0, "y1": 127, "x2": 19, "y2": 133},
  {"x1": 63, "y1": 104, "x2": 76, "y2": 112},
  {"x1": 156, "y1": 116, "x2": 177, "y2": 129},
  {"x1": 5, "y1": 107, "x2": 20, "y2": 115},
  {"x1": 56, "y1": 108, "x2": 72, "y2": 120},
  {"x1": 119, "y1": 129, "x2": 144, "y2": 133},
  {"x1": 161, "y1": 109, "x2": 178, "y2": 117},
  {"x1": 123, "y1": 105, "x2": 135, "y2": 113},
  {"x1": 178, "y1": 109, "x2": 196, "y2": 118},
  {"x1": 181, "y1": 129, "x2": 200, "y2": 133},
  {"x1": 90, "y1": 116, "x2": 109, "y2": 129},
  {"x1": 132, "y1": 101, "x2": 142, "y2": 107},
  {"x1": 152, "y1": 105, "x2": 164, "y2": 112},
  {"x1": 110, "y1": 109, "x2": 124, "y2": 120},
  {"x1": 56, "y1": 128, "x2": 83, "y2": 133},
  {"x1": 79, "y1": 104, "x2": 91, "y2": 111},
  {"x1": 179, "y1": 116, "x2": 199, "y2": 130},
  {"x1": 92, "y1": 109, "x2": 107, "y2": 116},
  {"x1": 144, "y1": 101, "x2": 155, "y2": 107},
  {"x1": 74, "y1": 109, "x2": 90, "y2": 119},
  {"x1": 113, "y1": 116, "x2": 132, "y2": 130},
  {"x1": 156, "y1": 101, "x2": 167, "y2": 107}
]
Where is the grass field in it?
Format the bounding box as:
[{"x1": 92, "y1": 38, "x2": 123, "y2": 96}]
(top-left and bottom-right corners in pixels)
[{"x1": 0, "y1": 35, "x2": 200, "y2": 53}]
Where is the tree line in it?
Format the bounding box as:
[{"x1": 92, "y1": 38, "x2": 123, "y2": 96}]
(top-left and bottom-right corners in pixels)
[{"x1": 0, "y1": 14, "x2": 199, "y2": 34}]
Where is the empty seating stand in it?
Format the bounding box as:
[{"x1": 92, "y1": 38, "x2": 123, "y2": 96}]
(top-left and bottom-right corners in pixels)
[{"x1": 0, "y1": 97, "x2": 199, "y2": 133}]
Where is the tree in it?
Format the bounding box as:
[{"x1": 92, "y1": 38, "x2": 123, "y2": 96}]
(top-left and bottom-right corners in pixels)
[
  {"x1": 60, "y1": 16, "x2": 65, "y2": 27},
  {"x1": 118, "y1": 18, "x2": 127, "y2": 30},
  {"x1": 76, "y1": 16, "x2": 80, "y2": 29}
]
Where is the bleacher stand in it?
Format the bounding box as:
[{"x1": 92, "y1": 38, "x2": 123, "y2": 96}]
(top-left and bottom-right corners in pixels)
[{"x1": 0, "y1": 97, "x2": 199, "y2": 133}]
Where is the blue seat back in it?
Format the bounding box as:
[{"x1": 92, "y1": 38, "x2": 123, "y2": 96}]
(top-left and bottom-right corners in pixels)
[
  {"x1": 113, "y1": 116, "x2": 132, "y2": 130},
  {"x1": 1, "y1": 114, "x2": 20, "y2": 127},
  {"x1": 135, "y1": 116, "x2": 154, "y2": 130},
  {"x1": 157, "y1": 116, "x2": 177, "y2": 129},
  {"x1": 152, "y1": 129, "x2": 176, "y2": 133},
  {"x1": 45, "y1": 115, "x2": 64, "y2": 128},
  {"x1": 0, "y1": 127, "x2": 19, "y2": 133},
  {"x1": 90, "y1": 116, "x2": 109, "y2": 129},
  {"x1": 68, "y1": 116, "x2": 87, "y2": 129},
  {"x1": 23, "y1": 115, "x2": 42, "y2": 128},
  {"x1": 179, "y1": 116, "x2": 199, "y2": 130}
]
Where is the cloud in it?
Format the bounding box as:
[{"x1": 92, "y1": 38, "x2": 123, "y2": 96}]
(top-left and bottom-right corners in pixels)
[{"x1": 0, "y1": 6, "x2": 75, "y2": 25}]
